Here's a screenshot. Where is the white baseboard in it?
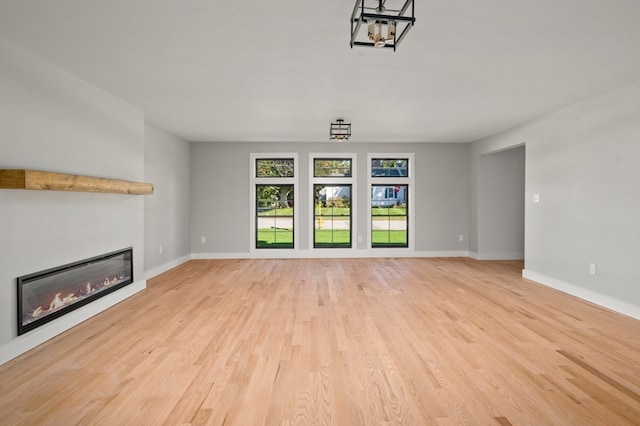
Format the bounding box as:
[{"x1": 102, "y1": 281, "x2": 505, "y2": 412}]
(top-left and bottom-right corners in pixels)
[
  {"x1": 0, "y1": 280, "x2": 146, "y2": 366},
  {"x1": 192, "y1": 250, "x2": 470, "y2": 260},
  {"x1": 470, "y1": 251, "x2": 524, "y2": 260},
  {"x1": 145, "y1": 255, "x2": 192, "y2": 280},
  {"x1": 522, "y1": 269, "x2": 640, "y2": 320}
]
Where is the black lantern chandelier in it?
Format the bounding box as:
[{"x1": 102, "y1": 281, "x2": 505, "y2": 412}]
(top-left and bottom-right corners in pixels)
[
  {"x1": 350, "y1": 0, "x2": 415, "y2": 51},
  {"x1": 330, "y1": 119, "x2": 351, "y2": 141}
]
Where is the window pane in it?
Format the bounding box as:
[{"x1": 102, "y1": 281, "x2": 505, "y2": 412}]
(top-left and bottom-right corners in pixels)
[
  {"x1": 371, "y1": 185, "x2": 407, "y2": 208},
  {"x1": 314, "y1": 184, "x2": 351, "y2": 248},
  {"x1": 256, "y1": 185, "x2": 294, "y2": 248},
  {"x1": 371, "y1": 184, "x2": 408, "y2": 248},
  {"x1": 256, "y1": 159, "x2": 294, "y2": 178},
  {"x1": 314, "y1": 159, "x2": 352, "y2": 177},
  {"x1": 371, "y1": 158, "x2": 408, "y2": 177}
]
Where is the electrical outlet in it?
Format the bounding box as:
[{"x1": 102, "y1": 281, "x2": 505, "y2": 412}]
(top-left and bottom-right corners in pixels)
[
  {"x1": 589, "y1": 263, "x2": 597, "y2": 275},
  {"x1": 533, "y1": 193, "x2": 541, "y2": 203},
  {"x1": 159, "y1": 245, "x2": 163, "y2": 254},
  {"x1": 459, "y1": 234, "x2": 464, "y2": 242},
  {"x1": 201, "y1": 236, "x2": 206, "y2": 244},
  {"x1": 358, "y1": 235, "x2": 363, "y2": 243}
]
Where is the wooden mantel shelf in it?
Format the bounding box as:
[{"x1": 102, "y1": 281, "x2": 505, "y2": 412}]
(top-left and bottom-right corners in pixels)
[{"x1": 0, "y1": 169, "x2": 154, "y2": 195}]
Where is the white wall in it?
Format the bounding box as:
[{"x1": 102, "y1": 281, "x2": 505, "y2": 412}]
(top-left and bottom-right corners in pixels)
[
  {"x1": 190, "y1": 142, "x2": 470, "y2": 257},
  {"x1": 0, "y1": 39, "x2": 146, "y2": 364},
  {"x1": 144, "y1": 123, "x2": 191, "y2": 278},
  {"x1": 473, "y1": 82, "x2": 640, "y2": 318}
]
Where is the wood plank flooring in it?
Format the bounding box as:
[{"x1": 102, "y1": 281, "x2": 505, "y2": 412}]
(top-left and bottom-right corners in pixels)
[{"x1": 0, "y1": 258, "x2": 639, "y2": 425}]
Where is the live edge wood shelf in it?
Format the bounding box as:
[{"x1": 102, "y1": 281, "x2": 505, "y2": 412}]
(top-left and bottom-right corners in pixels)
[{"x1": 0, "y1": 169, "x2": 154, "y2": 195}]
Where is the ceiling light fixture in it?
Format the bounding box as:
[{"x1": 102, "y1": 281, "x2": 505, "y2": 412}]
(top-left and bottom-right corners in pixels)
[
  {"x1": 350, "y1": 0, "x2": 415, "y2": 51},
  {"x1": 330, "y1": 119, "x2": 351, "y2": 141}
]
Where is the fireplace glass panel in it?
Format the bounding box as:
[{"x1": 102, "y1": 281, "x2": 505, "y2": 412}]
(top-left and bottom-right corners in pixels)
[{"x1": 17, "y1": 248, "x2": 133, "y2": 335}]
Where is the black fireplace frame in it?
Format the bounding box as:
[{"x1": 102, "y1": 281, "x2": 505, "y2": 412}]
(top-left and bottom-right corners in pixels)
[{"x1": 17, "y1": 247, "x2": 134, "y2": 335}]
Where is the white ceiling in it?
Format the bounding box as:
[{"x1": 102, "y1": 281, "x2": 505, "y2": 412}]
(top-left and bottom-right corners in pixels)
[{"x1": 0, "y1": 0, "x2": 638, "y2": 143}]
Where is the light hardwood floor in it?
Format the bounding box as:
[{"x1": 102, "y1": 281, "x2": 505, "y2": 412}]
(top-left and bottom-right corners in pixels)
[{"x1": 1, "y1": 258, "x2": 639, "y2": 425}]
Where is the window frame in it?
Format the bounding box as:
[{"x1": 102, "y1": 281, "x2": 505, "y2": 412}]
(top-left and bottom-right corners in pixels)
[
  {"x1": 309, "y1": 153, "x2": 357, "y2": 251},
  {"x1": 370, "y1": 183, "x2": 409, "y2": 248},
  {"x1": 371, "y1": 158, "x2": 409, "y2": 178},
  {"x1": 313, "y1": 183, "x2": 353, "y2": 248},
  {"x1": 313, "y1": 158, "x2": 353, "y2": 178},
  {"x1": 250, "y1": 153, "x2": 299, "y2": 252},
  {"x1": 367, "y1": 153, "x2": 414, "y2": 251},
  {"x1": 255, "y1": 183, "x2": 295, "y2": 249},
  {"x1": 255, "y1": 158, "x2": 295, "y2": 178}
]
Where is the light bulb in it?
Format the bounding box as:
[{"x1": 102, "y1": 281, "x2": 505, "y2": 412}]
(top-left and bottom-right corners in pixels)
[
  {"x1": 367, "y1": 20, "x2": 375, "y2": 40},
  {"x1": 387, "y1": 22, "x2": 396, "y2": 40},
  {"x1": 374, "y1": 22, "x2": 385, "y2": 47}
]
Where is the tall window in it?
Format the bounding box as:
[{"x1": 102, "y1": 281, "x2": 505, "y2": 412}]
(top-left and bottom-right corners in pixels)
[
  {"x1": 314, "y1": 184, "x2": 351, "y2": 248},
  {"x1": 256, "y1": 184, "x2": 294, "y2": 248},
  {"x1": 251, "y1": 154, "x2": 298, "y2": 250},
  {"x1": 310, "y1": 155, "x2": 356, "y2": 249},
  {"x1": 369, "y1": 155, "x2": 413, "y2": 249},
  {"x1": 371, "y1": 184, "x2": 408, "y2": 247}
]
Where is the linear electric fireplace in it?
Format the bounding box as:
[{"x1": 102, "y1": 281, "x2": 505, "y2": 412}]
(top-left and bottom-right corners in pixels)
[{"x1": 17, "y1": 247, "x2": 133, "y2": 335}]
